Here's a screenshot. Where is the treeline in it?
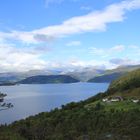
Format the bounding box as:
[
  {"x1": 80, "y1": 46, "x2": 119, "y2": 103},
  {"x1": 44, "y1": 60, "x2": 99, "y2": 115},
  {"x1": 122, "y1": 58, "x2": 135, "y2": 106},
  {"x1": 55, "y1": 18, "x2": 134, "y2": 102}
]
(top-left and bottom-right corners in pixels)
[{"x1": 0, "y1": 93, "x2": 140, "y2": 140}]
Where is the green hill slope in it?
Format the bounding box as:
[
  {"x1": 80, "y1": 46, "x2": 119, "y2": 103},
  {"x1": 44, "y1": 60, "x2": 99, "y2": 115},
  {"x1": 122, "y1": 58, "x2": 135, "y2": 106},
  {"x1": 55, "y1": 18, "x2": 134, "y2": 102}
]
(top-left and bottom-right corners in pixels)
[
  {"x1": 107, "y1": 68, "x2": 140, "y2": 97},
  {"x1": 88, "y1": 65, "x2": 140, "y2": 83},
  {"x1": 88, "y1": 72, "x2": 125, "y2": 83}
]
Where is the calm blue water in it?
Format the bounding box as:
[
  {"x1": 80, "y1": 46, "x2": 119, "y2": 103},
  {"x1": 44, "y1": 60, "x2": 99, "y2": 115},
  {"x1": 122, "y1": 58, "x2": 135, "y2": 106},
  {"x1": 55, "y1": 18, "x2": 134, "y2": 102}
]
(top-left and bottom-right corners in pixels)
[{"x1": 0, "y1": 83, "x2": 109, "y2": 124}]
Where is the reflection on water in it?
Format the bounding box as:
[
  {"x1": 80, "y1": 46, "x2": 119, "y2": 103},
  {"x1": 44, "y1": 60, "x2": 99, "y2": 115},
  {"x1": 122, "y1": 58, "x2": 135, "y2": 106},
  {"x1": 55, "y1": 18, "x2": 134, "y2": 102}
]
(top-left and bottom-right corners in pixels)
[{"x1": 0, "y1": 83, "x2": 109, "y2": 124}]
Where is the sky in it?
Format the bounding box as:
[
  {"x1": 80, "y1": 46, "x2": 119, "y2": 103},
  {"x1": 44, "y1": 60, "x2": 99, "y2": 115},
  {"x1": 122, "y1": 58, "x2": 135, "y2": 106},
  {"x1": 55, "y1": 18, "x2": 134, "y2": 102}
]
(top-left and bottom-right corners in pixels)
[{"x1": 0, "y1": 0, "x2": 140, "y2": 72}]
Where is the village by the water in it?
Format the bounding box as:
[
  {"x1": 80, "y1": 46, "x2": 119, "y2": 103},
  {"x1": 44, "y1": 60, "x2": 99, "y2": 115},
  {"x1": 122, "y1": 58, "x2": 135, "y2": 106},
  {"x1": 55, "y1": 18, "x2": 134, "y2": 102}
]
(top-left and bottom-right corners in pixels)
[{"x1": 102, "y1": 96, "x2": 139, "y2": 103}]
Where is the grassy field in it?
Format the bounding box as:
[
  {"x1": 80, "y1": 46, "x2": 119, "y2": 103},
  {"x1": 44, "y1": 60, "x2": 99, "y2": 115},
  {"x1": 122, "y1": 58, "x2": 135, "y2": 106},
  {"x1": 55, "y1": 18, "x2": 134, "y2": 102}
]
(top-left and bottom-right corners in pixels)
[{"x1": 85, "y1": 100, "x2": 140, "y2": 111}]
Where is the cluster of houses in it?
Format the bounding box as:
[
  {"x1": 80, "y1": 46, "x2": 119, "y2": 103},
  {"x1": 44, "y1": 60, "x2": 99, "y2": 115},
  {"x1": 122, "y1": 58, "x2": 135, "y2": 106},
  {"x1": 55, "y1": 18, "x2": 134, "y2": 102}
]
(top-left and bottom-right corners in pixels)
[{"x1": 102, "y1": 96, "x2": 139, "y2": 103}]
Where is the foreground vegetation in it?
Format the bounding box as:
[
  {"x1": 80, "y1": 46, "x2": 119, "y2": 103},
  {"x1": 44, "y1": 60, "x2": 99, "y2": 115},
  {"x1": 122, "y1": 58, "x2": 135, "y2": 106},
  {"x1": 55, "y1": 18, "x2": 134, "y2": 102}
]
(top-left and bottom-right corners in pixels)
[
  {"x1": 0, "y1": 69, "x2": 140, "y2": 140},
  {"x1": 0, "y1": 97, "x2": 139, "y2": 140}
]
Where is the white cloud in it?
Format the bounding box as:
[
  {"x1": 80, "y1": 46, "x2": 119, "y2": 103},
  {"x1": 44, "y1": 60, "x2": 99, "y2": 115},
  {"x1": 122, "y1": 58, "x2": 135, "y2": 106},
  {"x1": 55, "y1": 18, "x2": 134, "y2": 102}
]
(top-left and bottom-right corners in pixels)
[
  {"x1": 45, "y1": 0, "x2": 64, "y2": 7},
  {"x1": 42, "y1": 59, "x2": 113, "y2": 70},
  {"x1": 0, "y1": 0, "x2": 140, "y2": 44},
  {"x1": 90, "y1": 45, "x2": 125, "y2": 57},
  {"x1": 45, "y1": 0, "x2": 79, "y2": 7},
  {"x1": 0, "y1": 43, "x2": 47, "y2": 72},
  {"x1": 48, "y1": 58, "x2": 140, "y2": 70},
  {"x1": 66, "y1": 41, "x2": 81, "y2": 46},
  {"x1": 0, "y1": 42, "x2": 139, "y2": 72},
  {"x1": 128, "y1": 45, "x2": 140, "y2": 57},
  {"x1": 90, "y1": 47, "x2": 105, "y2": 55},
  {"x1": 80, "y1": 6, "x2": 92, "y2": 11},
  {"x1": 0, "y1": 43, "x2": 112, "y2": 72},
  {"x1": 109, "y1": 58, "x2": 140, "y2": 66},
  {"x1": 129, "y1": 45, "x2": 140, "y2": 54},
  {"x1": 110, "y1": 45, "x2": 125, "y2": 52}
]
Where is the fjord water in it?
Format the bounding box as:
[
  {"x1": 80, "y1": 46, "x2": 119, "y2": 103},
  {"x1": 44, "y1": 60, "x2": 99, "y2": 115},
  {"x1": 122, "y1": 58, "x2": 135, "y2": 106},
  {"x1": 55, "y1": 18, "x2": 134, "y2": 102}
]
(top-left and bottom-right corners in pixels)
[{"x1": 0, "y1": 83, "x2": 109, "y2": 124}]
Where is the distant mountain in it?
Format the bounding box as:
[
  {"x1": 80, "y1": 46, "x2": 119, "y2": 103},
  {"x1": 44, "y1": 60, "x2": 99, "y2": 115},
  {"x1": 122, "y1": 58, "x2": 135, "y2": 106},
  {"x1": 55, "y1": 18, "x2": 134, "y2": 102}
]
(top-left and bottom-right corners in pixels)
[
  {"x1": 66, "y1": 68, "x2": 105, "y2": 82},
  {"x1": 0, "y1": 72, "x2": 22, "y2": 83},
  {"x1": 0, "y1": 68, "x2": 105, "y2": 83},
  {"x1": 17, "y1": 75, "x2": 80, "y2": 84},
  {"x1": 0, "y1": 64, "x2": 140, "y2": 84},
  {"x1": 88, "y1": 65, "x2": 140, "y2": 83},
  {"x1": 0, "y1": 70, "x2": 59, "y2": 84},
  {"x1": 88, "y1": 72, "x2": 125, "y2": 83},
  {"x1": 105, "y1": 64, "x2": 140, "y2": 74}
]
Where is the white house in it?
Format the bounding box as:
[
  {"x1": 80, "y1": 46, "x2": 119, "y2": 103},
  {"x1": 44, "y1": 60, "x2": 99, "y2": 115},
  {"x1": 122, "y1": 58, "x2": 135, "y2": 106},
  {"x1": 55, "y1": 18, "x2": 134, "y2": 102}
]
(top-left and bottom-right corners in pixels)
[
  {"x1": 132, "y1": 99, "x2": 139, "y2": 103},
  {"x1": 102, "y1": 96, "x2": 123, "y2": 102},
  {"x1": 110, "y1": 98, "x2": 120, "y2": 102},
  {"x1": 102, "y1": 98, "x2": 108, "y2": 102},
  {"x1": 111, "y1": 96, "x2": 123, "y2": 102}
]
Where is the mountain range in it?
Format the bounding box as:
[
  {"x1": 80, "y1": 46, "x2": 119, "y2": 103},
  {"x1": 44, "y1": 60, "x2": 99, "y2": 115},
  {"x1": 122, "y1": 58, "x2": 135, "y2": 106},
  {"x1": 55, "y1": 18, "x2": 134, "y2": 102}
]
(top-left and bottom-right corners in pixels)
[{"x1": 0, "y1": 64, "x2": 140, "y2": 84}]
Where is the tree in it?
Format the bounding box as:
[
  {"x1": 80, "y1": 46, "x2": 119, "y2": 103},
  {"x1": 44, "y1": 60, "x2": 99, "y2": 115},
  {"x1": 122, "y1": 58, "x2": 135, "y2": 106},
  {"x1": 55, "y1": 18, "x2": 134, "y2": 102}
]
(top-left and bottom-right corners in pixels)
[{"x1": 0, "y1": 92, "x2": 13, "y2": 111}]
